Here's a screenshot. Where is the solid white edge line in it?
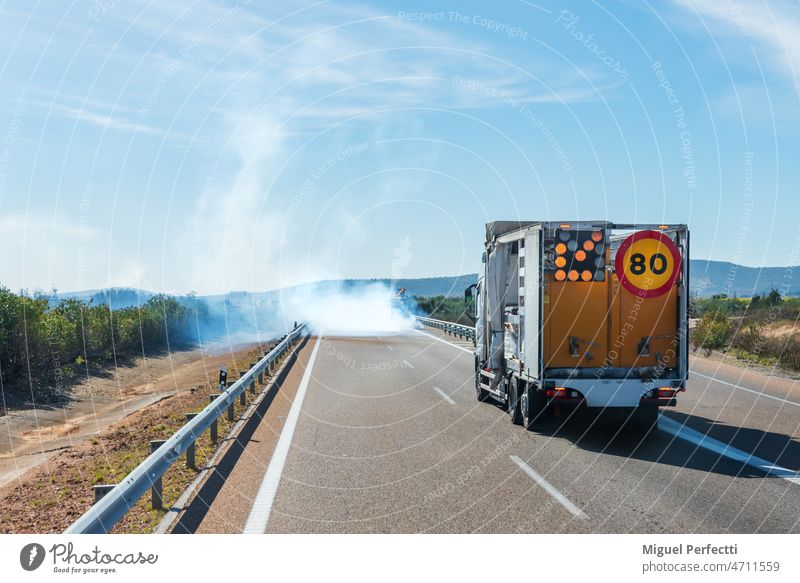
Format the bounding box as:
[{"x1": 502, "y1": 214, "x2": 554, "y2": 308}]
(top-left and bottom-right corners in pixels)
[
  {"x1": 509, "y1": 455, "x2": 589, "y2": 520},
  {"x1": 692, "y1": 371, "x2": 800, "y2": 407},
  {"x1": 385, "y1": 345, "x2": 394, "y2": 351},
  {"x1": 415, "y1": 329, "x2": 474, "y2": 354},
  {"x1": 433, "y1": 386, "x2": 456, "y2": 405},
  {"x1": 402, "y1": 359, "x2": 415, "y2": 369},
  {"x1": 243, "y1": 336, "x2": 323, "y2": 533},
  {"x1": 658, "y1": 414, "x2": 800, "y2": 486}
]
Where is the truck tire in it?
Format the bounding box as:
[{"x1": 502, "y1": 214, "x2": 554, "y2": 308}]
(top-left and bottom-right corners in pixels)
[
  {"x1": 508, "y1": 377, "x2": 523, "y2": 425},
  {"x1": 475, "y1": 358, "x2": 490, "y2": 402},
  {"x1": 521, "y1": 382, "x2": 548, "y2": 430}
]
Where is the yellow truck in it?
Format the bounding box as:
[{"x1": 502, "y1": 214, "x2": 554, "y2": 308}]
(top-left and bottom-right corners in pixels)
[{"x1": 469, "y1": 221, "x2": 689, "y2": 432}]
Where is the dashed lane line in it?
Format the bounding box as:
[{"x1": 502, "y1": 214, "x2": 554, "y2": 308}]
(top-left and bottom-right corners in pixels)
[
  {"x1": 433, "y1": 386, "x2": 456, "y2": 404},
  {"x1": 510, "y1": 455, "x2": 589, "y2": 520}
]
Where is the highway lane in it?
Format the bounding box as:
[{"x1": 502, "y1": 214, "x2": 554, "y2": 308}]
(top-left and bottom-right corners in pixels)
[{"x1": 188, "y1": 328, "x2": 800, "y2": 534}]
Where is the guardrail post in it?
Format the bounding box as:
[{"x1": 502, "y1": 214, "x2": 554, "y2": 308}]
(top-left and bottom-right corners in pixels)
[
  {"x1": 93, "y1": 484, "x2": 116, "y2": 505},
  {"x1": 258, "y1": 370, "x2": 263, "y2": 384},
  {"x1": 208, "y1": 395, "x2": 218, "y2": 443},
  {"x1": 227, "y1": 397, "x2": 235, "y2": 422},
  {"x1": 150, "y1": 440, "x2": 166, "y2": 510},
  {"x1": 239, "y1": 389, "x2": 246, "y2": 407},
  {"x1": 250, "y1": 379, "x2": 256, "y2": 394},
  {"x1": 185, "y1": 414, "x2": 197, "y2": 470}
]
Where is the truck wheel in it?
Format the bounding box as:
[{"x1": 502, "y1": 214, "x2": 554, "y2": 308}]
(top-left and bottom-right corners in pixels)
[
  {"x1": 508, "y1": 378, "x2": 522, "y2": 425},
  {"x1": 521, "y1": 383, "x2": 548, "y2": 430},
  {"x1": 475, "y1": 358, "x2": 490, "y2": 402}
]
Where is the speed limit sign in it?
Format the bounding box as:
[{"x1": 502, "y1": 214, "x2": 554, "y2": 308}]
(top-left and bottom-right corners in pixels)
[{"x1": 614, "y1": 230, "x2": 682, "y2": 298}]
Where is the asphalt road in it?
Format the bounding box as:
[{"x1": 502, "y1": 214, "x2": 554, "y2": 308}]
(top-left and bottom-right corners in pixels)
[{"x1": 185, "y1": 327, "x2": 800, "y2": 534}]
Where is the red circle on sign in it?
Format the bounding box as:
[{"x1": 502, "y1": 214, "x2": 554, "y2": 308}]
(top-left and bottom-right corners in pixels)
[{"x1": 614, "y1": 230, "x2": 682, "y2": 298}]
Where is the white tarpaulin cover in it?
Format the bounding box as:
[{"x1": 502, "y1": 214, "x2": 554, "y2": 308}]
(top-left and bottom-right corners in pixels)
[
  {"x1": 486, "y1": 242, "x2": 509, "y2": 370},
  {"x1": 474, "y1": 278, "x2": 485, "y2": 362}
]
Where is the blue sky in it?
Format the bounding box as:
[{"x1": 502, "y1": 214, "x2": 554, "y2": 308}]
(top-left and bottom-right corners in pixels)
[{"x1": 0, "y1": 0, "x2": 798, "y2": 294}]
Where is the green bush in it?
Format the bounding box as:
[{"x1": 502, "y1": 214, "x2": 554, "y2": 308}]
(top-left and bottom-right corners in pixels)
[
  {"x1": 693, "y1": 290, "x2": 800, "y2": 321},
  {"x1": 414, "y1": 295, "x2": 473, "y2": 325},
  {"x1": 691, "y1": 311, "x2": 732, "y2": 356},
  {"x1": 0, "y1": 284, "x2": 192, "y2": 401}
]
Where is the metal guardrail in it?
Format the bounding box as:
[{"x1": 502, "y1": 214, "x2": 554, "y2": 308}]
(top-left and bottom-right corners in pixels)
[
  {"x1": 415, "y1": 316, "x2": 476, "y2": 342},
  {"x1": 65, "y1": 323, "x2": 307, "y2": 534}
]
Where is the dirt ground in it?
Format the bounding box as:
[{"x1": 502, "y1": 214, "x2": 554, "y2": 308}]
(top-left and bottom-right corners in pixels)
[
  {"x1": 0, "y1": 341, "x2": 264, "y2": 490},
  {"x1": 0, "y1": 341, "x2": 275, "y2": 534},
  {"x1": 765, "y1": 322, "x2": 799, "y2": 338}
]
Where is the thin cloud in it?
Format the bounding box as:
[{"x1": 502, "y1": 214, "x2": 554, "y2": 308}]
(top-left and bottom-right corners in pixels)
[
  {"x1": 52, "y1": 104, "x2": 169, "y2": 137},
  {"x1": 671, "y1": 0, "x2": 800, "y2": 86}
]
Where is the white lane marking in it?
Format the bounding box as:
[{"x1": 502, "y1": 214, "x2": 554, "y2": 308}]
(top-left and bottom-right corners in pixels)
[
  {"x1": 385, "y1": 344, "x2": 394, "y2": 351},
  {"x1": 692, "y1": 371, "x2": 800, "y2": 408},
  {"x1": 433, "y1": 386, "x2": 455, "y2": 404},
  {"x1": 509, "y1": 455, "x2": 589, "y2": 520},
  {"x1": 402, "y1": 359, "x2": 415, "y2": 369},
  {"x1": 243, "y1": 336, "x2": 322, "y2": 533},
  {"x1": 415, "y1": 329, "x2": 473, "y2": 354},
  {"x1": 658, "y1": 414, "x2": 800, "y2": 486}
]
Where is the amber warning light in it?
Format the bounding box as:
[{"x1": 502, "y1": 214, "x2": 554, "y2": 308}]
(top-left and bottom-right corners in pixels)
[{"x1": 553, "y1": 228, "x2": 606, "y2": 282}]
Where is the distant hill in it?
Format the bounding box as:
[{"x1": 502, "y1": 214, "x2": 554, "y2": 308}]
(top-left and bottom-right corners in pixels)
[
  {"x1": 690, "y1": 260, "x2": 800, "y2": 297},
  {"x1": 388, "y1": 261, "x2": 800, "y2": 298},
  {"x1": 51, "y1": 288, "x2": 155, "y2": 309},
  {"x1": 323, "y1": 274, "x2": 479, "y2": 298},
  {"x1": 48, "y1": 260, "x2": 800, "y2": 308}
]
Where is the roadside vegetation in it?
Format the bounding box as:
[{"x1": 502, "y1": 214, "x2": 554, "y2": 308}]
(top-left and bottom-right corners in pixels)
[
  {"x1": 0, "y1": 285, "x2": 204, "y2": 406},
  {"x1": 691, "y1": 290, "x2": 800, "y2": 371},
  {"x1": 413, "y1": 295, "x2": 474, "y2": 326},
  {"x1": 0, "y1": 343, "x2": 289, "y2": 534}
]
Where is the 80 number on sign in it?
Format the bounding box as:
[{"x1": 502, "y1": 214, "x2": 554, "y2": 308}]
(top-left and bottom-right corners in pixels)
[{"x1": 615, "y1": 230, "x2": 682, "y2": 298}]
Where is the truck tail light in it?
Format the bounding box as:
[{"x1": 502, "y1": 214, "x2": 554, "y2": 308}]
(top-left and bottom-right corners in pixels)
[
  {"x1": 545, "y1": 387, "x2": 582, "y2": 400},
  {"x1": 657, "y1": 388, "x2": 677, "y2": 398}
]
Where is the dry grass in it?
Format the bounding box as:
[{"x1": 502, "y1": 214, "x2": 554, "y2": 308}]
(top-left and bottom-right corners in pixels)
[{"x1": 0, "y1": 344, "x2": 291, "y2": 534}]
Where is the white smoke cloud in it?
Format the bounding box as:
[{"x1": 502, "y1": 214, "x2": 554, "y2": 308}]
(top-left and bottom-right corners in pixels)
[{"x1": 280, "y1": 282, "x2": 415, "y2": 336}]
